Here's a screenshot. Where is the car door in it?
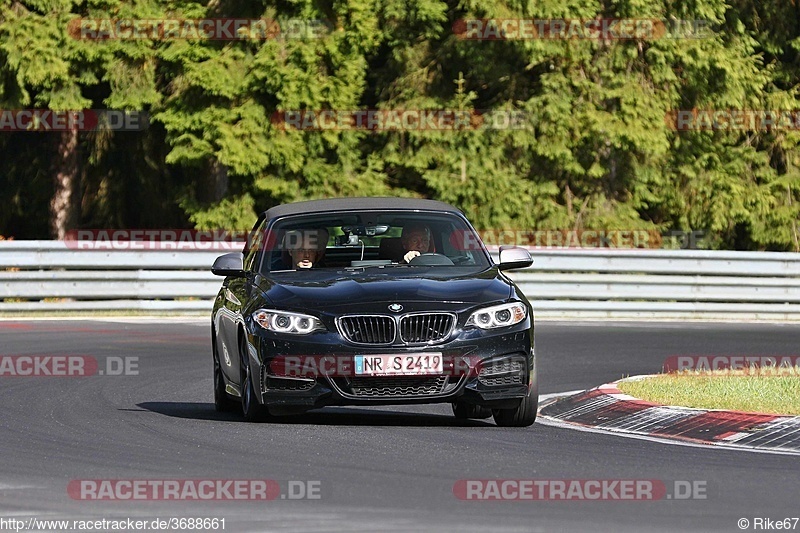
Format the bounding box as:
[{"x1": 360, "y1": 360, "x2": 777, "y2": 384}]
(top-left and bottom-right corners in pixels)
[{"x1": 215, "y1": 216, "x2": 266, "y2": 390}]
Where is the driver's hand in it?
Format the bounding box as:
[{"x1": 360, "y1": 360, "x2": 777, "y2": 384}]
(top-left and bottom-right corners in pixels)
[{"x1": 403, "y1": 250, "x2": 421, "y2": 263}]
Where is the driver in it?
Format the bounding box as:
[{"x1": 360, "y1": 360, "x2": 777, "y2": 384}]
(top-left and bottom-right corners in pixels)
[
  {"x1": 283, "y1": 228, "x2": 329, "y2": 269},
  {"x1": 400, "y1": 224, "x2": 432, "y2": 263}
]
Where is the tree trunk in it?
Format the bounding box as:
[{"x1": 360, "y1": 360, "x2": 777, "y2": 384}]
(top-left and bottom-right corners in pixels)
[
  {"x1": 565, "y1": 182, "x2": 573, "y2": 218},
  {"x1": 49, "y1": 128, "x2": 79, "y2": 240},
  {"x1": 197, "y1": 158, "x2": 229, "y2": 204}
]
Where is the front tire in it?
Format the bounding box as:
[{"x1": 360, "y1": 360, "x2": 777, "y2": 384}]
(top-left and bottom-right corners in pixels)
[
  {"x1": 212, "y1": 331, "x2": 238, "y2": 412},
  {"x1": 492, "y1": 366, "x2": 538, "y2": 427},
  {"x1": 213, "y1": 349, "x2": 238, "y2": 412},
  {"x1": 240, "y1": 336, "x2": 268, "y2": 422}
]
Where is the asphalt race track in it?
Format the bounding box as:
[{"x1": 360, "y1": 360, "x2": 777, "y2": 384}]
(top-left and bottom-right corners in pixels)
[{"x1": 0, "y1": 319, "x2": 798, "y2": 532}]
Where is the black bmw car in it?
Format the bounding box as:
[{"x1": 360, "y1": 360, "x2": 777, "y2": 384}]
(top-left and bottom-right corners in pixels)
[{"x1": 210, "y1": 197, "x2": 537, "y2": 427}]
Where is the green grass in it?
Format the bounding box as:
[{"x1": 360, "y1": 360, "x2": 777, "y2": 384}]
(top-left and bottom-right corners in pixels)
[{"x1": 617, "y1": 372, "x2": 800, "y2": 416}]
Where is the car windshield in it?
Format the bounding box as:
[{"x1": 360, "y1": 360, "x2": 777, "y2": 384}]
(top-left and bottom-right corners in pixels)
[{"x1": 258, "y1": 210, "x2": 491, "y2": 274}]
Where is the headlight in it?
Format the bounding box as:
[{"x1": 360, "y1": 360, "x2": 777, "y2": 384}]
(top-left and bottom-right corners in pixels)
[
  {"x1": 252, "y1": 309, "x2": 324, "y2": 334},
  {"x1": 465, "y1": 302, "x2": 527, "y2": 329}
]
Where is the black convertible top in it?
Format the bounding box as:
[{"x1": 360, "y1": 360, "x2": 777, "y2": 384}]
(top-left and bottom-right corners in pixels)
[{"x1": 263, "y1": 197, "x2": 463, "y2": 220}]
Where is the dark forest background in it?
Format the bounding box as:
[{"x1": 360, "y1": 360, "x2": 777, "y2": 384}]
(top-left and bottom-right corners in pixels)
[{"x1": 1, "y1": 0, "x2": 799, "y2": 250}]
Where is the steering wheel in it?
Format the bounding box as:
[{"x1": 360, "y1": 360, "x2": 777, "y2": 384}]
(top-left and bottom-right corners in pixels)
[{"x1": 408, "y1": 253, "x2": 455, "y2": 266}]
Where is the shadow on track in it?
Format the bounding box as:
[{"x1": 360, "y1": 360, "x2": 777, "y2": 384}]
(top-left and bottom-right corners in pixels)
[{"x1": 135, "y1": 402, "x2": 494, "y2": 427}]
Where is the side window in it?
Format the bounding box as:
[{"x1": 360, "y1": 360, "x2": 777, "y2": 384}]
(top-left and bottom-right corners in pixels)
[
  {"x1": 243, "y1": 217, "x2": 267, "y2": 272},
  {"x1": 439, "y1": 222, "x2": 478, "y2": 265},
  {"x1": 439, "y1": 223, "x2": 458, "y2": 257}
]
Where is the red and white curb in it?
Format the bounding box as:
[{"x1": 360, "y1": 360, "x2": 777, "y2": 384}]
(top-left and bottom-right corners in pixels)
[{"x1": 538, "y1": 375, "x2": 800, "y2": 455}]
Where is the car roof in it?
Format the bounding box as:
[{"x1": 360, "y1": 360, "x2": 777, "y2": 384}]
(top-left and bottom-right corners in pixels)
[{"x1": 263, "y1": 197, "x2": 464, "y2": 220}]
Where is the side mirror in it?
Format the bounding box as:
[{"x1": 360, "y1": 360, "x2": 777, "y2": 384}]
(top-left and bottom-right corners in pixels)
[
  {"x1": 498, "y1": 246, "x2": 533, "y2": 271},
  {"x1": 212, "y1": 252, "x2": 246, "y2": 277}
]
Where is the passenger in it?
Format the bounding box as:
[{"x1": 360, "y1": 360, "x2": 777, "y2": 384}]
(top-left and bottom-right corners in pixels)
[
  {"x1": 400, "y1": 224, "x2": 432, "y2": 263},
  {"x1": 283, "y1": 228, "x2": 329, "y2": 269}
]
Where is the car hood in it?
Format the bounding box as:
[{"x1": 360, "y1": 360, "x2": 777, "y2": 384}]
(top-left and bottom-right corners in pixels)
[{"x1": 256, "y1": 268, "x2": 512, "y2": 313}]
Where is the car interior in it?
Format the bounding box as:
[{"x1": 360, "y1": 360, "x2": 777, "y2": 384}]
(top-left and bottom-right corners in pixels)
[{"x1": 263, "y1": 213, "x2": 486, "y2": 271}]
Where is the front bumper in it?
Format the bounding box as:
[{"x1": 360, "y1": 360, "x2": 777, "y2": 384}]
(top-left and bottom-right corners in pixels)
[{"x1": 249, "y1": 325, "x2": 534, "y2": 411}]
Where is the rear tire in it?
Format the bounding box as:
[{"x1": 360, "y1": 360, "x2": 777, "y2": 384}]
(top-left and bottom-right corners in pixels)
[{"x1": 492, "y1": 366, "x2": 538, "y2": 428}]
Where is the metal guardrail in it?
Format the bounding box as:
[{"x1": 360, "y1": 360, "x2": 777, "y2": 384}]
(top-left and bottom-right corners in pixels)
[
  {"x1": 1, "y1": 241, "x2": 799, "y2": 319},
  {"x1": 0, "y1": 241, "x2": 220, "y2": 312}
]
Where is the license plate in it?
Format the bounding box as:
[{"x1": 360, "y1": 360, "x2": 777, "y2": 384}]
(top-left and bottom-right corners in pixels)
[{"x1": 354, "y1": 353, "x2": 443, "y2": 376}]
